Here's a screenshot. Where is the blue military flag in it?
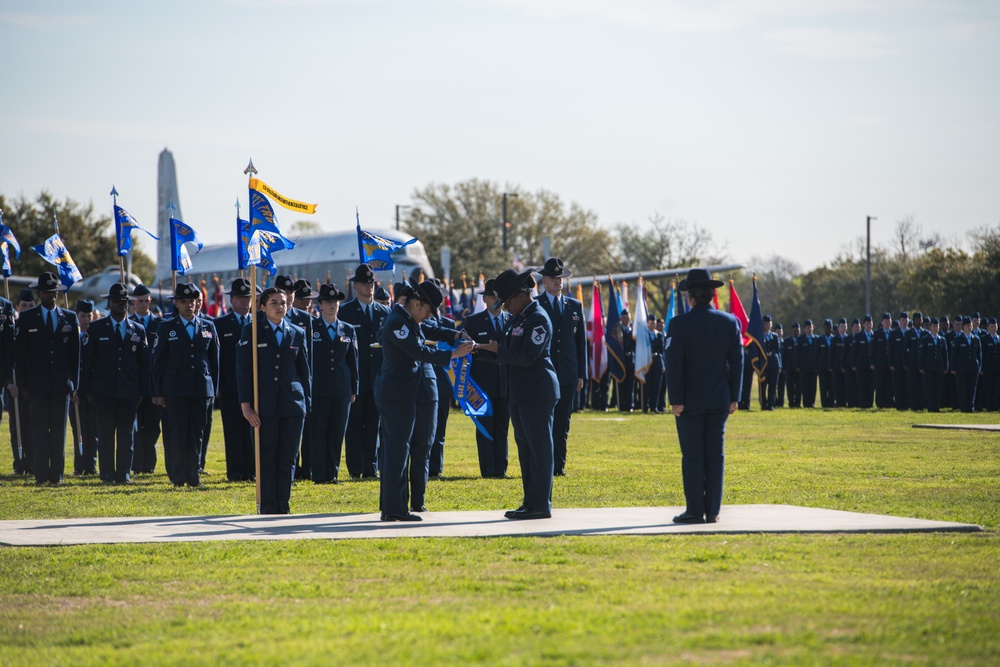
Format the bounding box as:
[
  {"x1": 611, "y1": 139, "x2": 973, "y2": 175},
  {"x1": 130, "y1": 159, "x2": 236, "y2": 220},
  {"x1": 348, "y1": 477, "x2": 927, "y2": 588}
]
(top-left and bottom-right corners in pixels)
[
  {"x1": 114, "y1": 204, "x2": 159, "y2": 257},
  {"x1": 356, "y1": 210, "x2": 417, "y2": 273},
  {"x1": 32, "y1": 233, "x2": 84, "y2": 288},
  {"x1": 747, "y1": 275, "x2": 768, "y2": 378},
  {"x1": 170, "y1": 218, "x2": 204, "y2": 275},
  {"x1": 663, "y1": 282, "x2": 676, "y2": 332},
  {"x1": 243, "y1": 187, "x2": 295, "y2": 275},
  {"x1": 0, "y1": 218, "x2": 21, "y2": 279},
  {"x1": 604, "y1": 275, "x2": 626, "y2": 383}
]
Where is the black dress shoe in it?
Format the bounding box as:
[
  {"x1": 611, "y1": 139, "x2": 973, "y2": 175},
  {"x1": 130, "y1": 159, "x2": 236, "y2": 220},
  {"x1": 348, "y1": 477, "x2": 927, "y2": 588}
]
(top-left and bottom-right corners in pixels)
[
  {"x1": 380, "y1": 512, "x2": 422, "y2": 522},
  {"x1": 705, "y1": 515, "x2": 719, "y2": 523},
  {"x1": 672, "y1": 512, "x2": 705, "y2": 524},
  {"x1": 412, "y1": 505, "x2": 428, "y2": 513},
  {"x1": 506, "y1": 508, "x2": 551, "y2": 520},
  {"x1": 554, "y1": 470, "x2": 567, "y2": 477}
]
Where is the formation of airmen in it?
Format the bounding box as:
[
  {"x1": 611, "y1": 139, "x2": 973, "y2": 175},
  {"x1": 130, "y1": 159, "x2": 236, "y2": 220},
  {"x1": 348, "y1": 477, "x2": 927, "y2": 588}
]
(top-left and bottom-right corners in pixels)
[
  {"x1": 3, "y1": 263, "x2": 996, "y2": 518},
  {"x1": 750, "y1": 312, "x2": 998, "y2": 414}
]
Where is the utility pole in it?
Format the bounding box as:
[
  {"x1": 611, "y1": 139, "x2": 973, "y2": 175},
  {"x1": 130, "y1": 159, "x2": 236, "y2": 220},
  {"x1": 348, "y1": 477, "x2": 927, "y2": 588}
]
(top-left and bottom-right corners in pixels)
[{"x1": 395, "y1": 204, "x2": 411, "y2": 231}]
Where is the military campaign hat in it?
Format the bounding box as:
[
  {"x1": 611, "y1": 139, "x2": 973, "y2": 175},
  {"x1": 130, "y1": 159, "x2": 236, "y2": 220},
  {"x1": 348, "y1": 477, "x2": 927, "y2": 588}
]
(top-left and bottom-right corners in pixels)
[
  {"x1": 168, "y1": 282, "x2": 200, "y2": 300},
  {"x1": 316, "y1": 283, "x2": 347, "y2": 301},
  {"x1": 349, "y1": 264, "x2": 376, "y2": 284},
  {"x1": 294, "y1": 279, "x2": 319, "y2": 300},
  {"x1": 274, "y1": 275, "x2": 296, "y2": 292},
  {"x1": 29, "y1": 271, "x2": 67, "y2": 293},
  {"x1": 492, "y1": 268, "x2": 536, "y2": 306},
  {"x1": 133, "y1": 284, "x2": 152, "y2": 297},
  {"x1": 478, "y1": 278, "x2": 497, "y2": 297},
  {"x1": 16, "y1": 288, "x2": 34, "y2": 303},
  {"x1": 75, "y1": 299, "x2": 94, "y2": 313},
  {"x1": 225, "y1": 278, "x2": 257, "y2": 297},
  {"x1": 100, "y1": 282, "x2": 132, "y2": 301},
  {"x1": 538, "y1": 257, "x2": 572, "y2": 278},
  {"x1": 393, "y1": 281, "x2": 407, "y2": 296},
  {"x1": 405, "y1": 276, "x2": 443, "y2": 310},
  {"x1": 680, "y1": 268, "x2": 723, "y2": 290}
]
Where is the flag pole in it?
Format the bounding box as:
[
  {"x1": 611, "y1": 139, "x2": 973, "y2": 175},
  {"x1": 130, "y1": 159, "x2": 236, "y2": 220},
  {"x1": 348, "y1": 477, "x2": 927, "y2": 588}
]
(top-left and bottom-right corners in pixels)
[
  {"x1": 111, "y1": 186, "x2": 125, "y2": 283},
  {"x1": 245, "y1": 158, "x2": 262, "y2": 512},
  {"x1": 54, "y1": 208, "x2": 83, "y2": 457}
]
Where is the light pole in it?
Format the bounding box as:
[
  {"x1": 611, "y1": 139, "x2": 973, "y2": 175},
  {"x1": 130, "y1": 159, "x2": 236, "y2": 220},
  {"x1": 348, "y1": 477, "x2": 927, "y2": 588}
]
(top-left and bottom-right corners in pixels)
[
  {"x1": 395, "y1": 204, "x2": 412, "y2": 231},
  {"x1": 502, "y1": 192, "x2": 518, "y2": 252},
  {"x1": 866, "y1": 215, "x2": 877, "y2": 316}
]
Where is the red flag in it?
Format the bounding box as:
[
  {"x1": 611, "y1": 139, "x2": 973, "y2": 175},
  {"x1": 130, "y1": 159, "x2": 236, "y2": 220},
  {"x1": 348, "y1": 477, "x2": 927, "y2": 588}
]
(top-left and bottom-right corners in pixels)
[
  {"x1": 728, "y1": 279, "x2": 750, "y2": 347},
  {"x1": 591, "y1": 279, "x2": 606, "y2": 381}
]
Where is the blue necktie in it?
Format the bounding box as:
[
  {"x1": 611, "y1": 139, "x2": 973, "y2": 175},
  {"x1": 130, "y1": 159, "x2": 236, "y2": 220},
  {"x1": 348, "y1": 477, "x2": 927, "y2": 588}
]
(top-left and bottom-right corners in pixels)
[
  {"x1": 45, "y1": 309, "x2": 53, "y2": 332},
  {"x1": 275, "y1": 326, "x2": 283, "y2": 346},
  {"x1": 186, "y1": 321, "x2": 195, "y2": 338}
]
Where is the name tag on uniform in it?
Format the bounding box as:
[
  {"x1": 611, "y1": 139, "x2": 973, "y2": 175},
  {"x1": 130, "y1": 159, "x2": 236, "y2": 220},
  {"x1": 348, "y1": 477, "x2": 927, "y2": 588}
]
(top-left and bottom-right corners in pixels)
[
  {"x1": 28, "y1": 329, "x2": 38, "y2": 333},
  {"x1": 224, "y1": 333, "x2": 234, "y2": 338},
  {"x1": 258, "y1": 343, "x2": 268, "y2": 348},
  {"x1": 99, "y1": 337, "x2": 110, "y2": 341}
]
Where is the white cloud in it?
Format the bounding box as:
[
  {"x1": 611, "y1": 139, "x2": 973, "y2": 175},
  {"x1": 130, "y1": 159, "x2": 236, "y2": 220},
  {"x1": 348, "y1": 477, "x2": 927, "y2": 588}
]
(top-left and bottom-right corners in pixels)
[{"x1": 764, "y1": 27, "x2": 896, "y2": 60}]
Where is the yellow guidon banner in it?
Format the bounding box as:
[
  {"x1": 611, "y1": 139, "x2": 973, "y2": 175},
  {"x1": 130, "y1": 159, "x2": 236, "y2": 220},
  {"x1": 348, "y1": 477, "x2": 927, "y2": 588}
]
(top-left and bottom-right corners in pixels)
[{"x1": 248, "y1": 178, "x2": 317, "y2": 215}]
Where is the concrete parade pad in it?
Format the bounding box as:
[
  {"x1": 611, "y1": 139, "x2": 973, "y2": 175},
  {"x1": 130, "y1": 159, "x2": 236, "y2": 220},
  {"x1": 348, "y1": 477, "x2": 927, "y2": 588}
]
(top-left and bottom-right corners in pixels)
[
  {"x1": 0, "y1": 505, "x2": 981, "y2": 547},
  {"x1": 912, "y1": 423, "x2": 1000, "y2": 432}
]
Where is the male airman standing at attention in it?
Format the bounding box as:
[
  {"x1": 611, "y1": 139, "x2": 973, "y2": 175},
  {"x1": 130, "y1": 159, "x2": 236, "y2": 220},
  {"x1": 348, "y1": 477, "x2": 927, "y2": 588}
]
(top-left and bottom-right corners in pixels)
[{"x1": 535, "y1": 258, "x2": 587, "y2": 476}]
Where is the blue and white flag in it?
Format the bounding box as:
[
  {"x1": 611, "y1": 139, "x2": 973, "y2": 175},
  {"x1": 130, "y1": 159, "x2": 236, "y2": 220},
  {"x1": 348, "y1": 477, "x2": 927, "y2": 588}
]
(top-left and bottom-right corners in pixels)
[
  {"x1": 439, "y1": 339, "x2": 493, "y2": 440},
  {"x1": 114, "y1": 204, "x2": 159, "y2": 257},
  {"x1": 32, "y1": 233, "x2": 83, "y2": 288},
  {"x1": 241, "y1": 189, "x2": 295, "y2": 274},
  {"x1": 356, "y1": 210, "x2": 416, "y2": 273},
  {"x1": 170, "y1": 218, "x2": 203, "y2": 275},
  {"x1": 0, "y1": 218, "x2": 20, "y2": 279}
]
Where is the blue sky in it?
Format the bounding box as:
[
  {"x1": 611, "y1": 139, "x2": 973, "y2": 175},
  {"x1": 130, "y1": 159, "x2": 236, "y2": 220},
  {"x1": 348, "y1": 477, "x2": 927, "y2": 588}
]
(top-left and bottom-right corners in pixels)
[{"x1": 1, "y1": 0, "x2": 997, "y2": 272}]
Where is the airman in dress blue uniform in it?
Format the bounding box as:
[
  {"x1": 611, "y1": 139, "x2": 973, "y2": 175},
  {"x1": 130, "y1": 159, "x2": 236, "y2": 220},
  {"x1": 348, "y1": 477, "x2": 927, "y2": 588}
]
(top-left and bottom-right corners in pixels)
[
  {"x1": 853, "y1": 314, "x2": 875, "y2": 408},
  {"x1": 5, "y1": 289, "x2": 34, "y2": 475},
  {"x1": 14, "y1": 272, "x2": 80, "y2": 486},
  {"x1": 814, "y1": 319, "x2": 834, "y2": 408},
  {"x1": 918, "y1": 317, "x2": 949, "y2": 412},
  {"x1": 665, "y1": 269, "x2": 743, "y2": 524},
  {"x1": 423, "y1": 279, "x2": 459, "y2": 479},
  {"x1": 374, "y1": 279, "x2": 472, "y2": 521},
  {"x1": 759, "y1": 315, "x2": 781, "y2": 410},
  {"x1": 950, "y1": 316, "x2": 981, "y2": 413},
  {"x1": 872, "y1": 313, "x2": 894, "y2": 408},
  {"x1": 830, "y1": 318, "x2": 850, "y2": 407},
  {"x1": 646, "y1": 315, "x2": 666, "y2": 413},
  {"x1": 479, "y1": 268, "x2": 559, "y2": 520},
  {"x1": 782, "y1": 323, "x2": 800, "y2": 407},
  {"x1": 79, "y1": 283, "x2": 148, "y2": 484},
  {"x1": 214, "y1": 278, "x2": 257, "y2": 481},
  {"x1": 151, "y1": 282, "x2": 220, "y2": 487},
  {"x1": 0, "y1": 293, "x2": 18, "y2": 472},
  {"x1": 307, "y1": 283, "x2": 358, "y2": 484},
  {"x1": 275, "y1": 276, "x2": 315, "y2": 480},
  {"x1": 129, "y1": 284, "x2": 161, "y2": 474},
  {"x1": 795, "y1": 319, "x2": 818, "y2": 408},
  {"x1": 70, "y1": 299, "x2": 98, "y2": 475},
  {"x1": 237, "y1": 287, "x2": 312, "y2": 514},
  {"x1": 535, "y1": 258, "x2": 587, "y2": 475},
  {"x1": 982, "y1": 318, "x2": 999, "y2": 411},
  {"x1": 888, "y1": 312, "x2": 909, "y2": 410},
  {"x1": 340, "y1": 264, "x2": 391, "y2": 479},
  {"x1": 463, "y1": 278, "x2": 510, "y2": 478},
  {"x1": 904, "y1": 312, "x2": 927, "y2": 410}
]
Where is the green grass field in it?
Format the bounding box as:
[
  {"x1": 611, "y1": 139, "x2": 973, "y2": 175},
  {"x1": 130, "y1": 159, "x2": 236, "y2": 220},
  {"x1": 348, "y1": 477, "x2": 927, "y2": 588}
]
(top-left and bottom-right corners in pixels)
[{"x1": 1, "y1": 405, "x2": 998, "y2": 665}]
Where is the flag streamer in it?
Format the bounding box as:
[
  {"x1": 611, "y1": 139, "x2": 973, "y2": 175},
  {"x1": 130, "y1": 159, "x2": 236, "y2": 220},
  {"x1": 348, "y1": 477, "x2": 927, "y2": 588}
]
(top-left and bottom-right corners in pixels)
[{"x1": 247, "y1": 178, "x2": 317, "y2": 214}]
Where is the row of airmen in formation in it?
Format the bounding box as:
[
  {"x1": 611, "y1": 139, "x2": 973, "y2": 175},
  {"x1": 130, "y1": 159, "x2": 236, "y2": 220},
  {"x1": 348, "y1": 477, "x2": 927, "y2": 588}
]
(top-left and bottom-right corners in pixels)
[
  {"x1": 747, "y1": 312, "x2": 999, "y2": 413},
  {"x1": 0, "y1": 258, "x2": 591, "y2": 521}
]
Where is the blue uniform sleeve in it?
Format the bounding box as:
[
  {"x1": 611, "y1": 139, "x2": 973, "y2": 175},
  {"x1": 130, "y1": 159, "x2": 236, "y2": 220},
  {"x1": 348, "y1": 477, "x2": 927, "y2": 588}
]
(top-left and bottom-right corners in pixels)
[
  {"x1": 728, "y1": 317, "x2": 744, "y2": 402},
  {"x1": 495, "y1": 312, "x2": 550, "y2": 368},
  {"x1": 664, "y1": 318, "x2": 684, "y2": 405}
]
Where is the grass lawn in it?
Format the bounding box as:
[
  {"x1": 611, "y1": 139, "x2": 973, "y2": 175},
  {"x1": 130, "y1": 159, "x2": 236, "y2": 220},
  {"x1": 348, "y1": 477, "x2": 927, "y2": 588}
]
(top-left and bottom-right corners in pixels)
[{"x1": 1, "y1": 404, "x2": 998, "y2": 665}]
